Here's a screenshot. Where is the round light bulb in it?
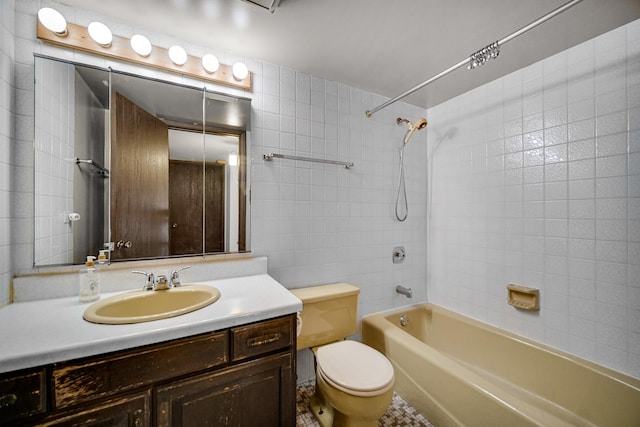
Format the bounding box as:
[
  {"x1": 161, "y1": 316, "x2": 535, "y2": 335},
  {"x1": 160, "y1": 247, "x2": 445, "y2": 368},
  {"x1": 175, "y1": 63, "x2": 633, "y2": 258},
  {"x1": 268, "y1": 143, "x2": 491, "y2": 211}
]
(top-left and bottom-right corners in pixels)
[
  {"x1": 130, "y1": 34, "x2": 152, "y2": 57},
  {"x1": 38, "y1": 7, "x2": 67, "y2": 35},
  {"x1": 168, "y1": 45, "x2": 188, "y2": 66},
  {"x1": 201, "y1": 54, "x2": 219, "y2": 74},
  {"x1": 232, "y1": 62, "x2": 249, "y2": 81},
  {"x1": 87, "y1": 22, "x2": 113, "y2": 47}
]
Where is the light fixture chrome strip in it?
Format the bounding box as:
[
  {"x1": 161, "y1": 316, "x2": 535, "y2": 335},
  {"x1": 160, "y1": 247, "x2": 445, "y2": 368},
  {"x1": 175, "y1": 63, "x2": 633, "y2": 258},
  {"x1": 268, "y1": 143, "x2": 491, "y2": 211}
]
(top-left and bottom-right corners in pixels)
[
  {"x1": 263, "y1": 153, "x2": 354, "y2": 169},
  {"x1": 365, "y1": 0, "x2": 584, "y2": 117},
  {"x1": 37, "y1": 20, "x2": 252, "y2": 91}
]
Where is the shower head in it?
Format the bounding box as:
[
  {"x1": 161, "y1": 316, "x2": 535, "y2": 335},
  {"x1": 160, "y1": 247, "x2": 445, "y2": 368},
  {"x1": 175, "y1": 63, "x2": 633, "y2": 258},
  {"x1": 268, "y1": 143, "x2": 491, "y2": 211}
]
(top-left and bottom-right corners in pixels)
[
  {"x1": 413, "y1": 118, "x2": 428, "y2": 130},
  {"x1": 397, "y1": 117, "x2": 428, "y2": 145}
]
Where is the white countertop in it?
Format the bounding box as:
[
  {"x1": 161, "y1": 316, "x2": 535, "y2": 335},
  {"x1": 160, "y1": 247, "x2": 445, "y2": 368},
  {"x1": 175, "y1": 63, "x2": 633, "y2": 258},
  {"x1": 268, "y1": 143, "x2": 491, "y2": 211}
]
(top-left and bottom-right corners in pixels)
[{"x1": 0, "y1": 274, "x2": 302, "y2": 374}]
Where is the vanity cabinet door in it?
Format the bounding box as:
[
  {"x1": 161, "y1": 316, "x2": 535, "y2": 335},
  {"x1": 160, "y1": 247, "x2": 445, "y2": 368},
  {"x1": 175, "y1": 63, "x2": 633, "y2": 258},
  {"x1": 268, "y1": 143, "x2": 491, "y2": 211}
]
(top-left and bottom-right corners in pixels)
[
  {"x1": 0, "y1": 368, "x2": 46, "y2": 424},
  {"x1": 156, "y1": 352, "x2": 295, "y2": 427},
  {"x1": 40, "y1": 391, "x2": 151, "y2": 426}
]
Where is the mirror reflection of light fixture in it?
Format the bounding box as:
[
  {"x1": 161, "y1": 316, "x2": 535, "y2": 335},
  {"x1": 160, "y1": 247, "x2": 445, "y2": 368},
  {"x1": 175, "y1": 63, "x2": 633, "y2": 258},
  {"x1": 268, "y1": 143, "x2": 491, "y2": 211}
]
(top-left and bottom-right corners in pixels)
[
  {"x1": 232, "y1": 62, "x2": 249, "y2": 81},
  {"x1": 130, "y1": 34, "x2": 152, "y2": 57},
  {"x1": 87, "y1": 22, "x2": 113, "y2": 47},
  {"x1": 228, "y1": 152, "x2": 238, "y2": 166},
  {"x1": 38, "y1": 7, "x2": 68, "y2": 36},
  {"x1": 202, "y1": 54, "x2": 220, "y2": 74},
  {"x1": 168, "y1": 45, "x2": 188, "y2": 66}
]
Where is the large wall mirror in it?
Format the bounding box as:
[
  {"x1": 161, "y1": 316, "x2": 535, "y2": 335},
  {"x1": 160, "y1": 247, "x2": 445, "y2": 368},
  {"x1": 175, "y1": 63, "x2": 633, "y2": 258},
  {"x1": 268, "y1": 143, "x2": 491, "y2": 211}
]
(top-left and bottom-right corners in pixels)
[{"x1": 34, "y1": 55, "x2": 251, "y2": 266}]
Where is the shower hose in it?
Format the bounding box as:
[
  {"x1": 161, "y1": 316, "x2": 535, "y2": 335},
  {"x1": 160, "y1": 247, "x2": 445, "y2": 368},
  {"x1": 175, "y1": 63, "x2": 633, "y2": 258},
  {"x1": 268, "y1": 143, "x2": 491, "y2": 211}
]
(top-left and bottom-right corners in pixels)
[{"x1": 395, "y1": 144, "x2": 408, "y2": 222}]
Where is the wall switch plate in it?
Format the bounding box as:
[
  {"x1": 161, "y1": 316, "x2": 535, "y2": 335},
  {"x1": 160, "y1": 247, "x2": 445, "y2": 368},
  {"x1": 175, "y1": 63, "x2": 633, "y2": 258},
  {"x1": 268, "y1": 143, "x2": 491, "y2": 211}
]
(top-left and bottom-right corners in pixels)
[{"x1": 392, "y1": 246, "x2": 405, "y2": 264}]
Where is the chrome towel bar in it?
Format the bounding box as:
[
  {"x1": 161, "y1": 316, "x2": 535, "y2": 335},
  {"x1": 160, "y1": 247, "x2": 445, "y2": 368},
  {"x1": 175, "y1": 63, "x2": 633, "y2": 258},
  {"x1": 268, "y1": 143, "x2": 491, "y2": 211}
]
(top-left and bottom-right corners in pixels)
[{"x1": 263, "y1": 152, "x2": 354, "y2": 169}]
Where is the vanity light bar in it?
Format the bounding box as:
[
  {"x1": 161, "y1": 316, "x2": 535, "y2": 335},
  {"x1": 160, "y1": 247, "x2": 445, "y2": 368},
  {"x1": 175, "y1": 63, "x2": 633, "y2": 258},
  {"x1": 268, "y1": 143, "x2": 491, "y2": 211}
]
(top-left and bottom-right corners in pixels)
[{"x1": 36, "y1": 20, "x2": 252, "y2": 91}]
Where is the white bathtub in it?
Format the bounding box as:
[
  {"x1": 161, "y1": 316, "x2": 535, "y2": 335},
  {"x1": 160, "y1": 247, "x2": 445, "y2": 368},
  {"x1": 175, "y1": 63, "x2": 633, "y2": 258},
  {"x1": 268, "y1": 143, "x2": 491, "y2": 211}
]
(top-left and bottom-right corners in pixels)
[{"x1": 362, "y1": 303, "x2": 640, "y2": 427}]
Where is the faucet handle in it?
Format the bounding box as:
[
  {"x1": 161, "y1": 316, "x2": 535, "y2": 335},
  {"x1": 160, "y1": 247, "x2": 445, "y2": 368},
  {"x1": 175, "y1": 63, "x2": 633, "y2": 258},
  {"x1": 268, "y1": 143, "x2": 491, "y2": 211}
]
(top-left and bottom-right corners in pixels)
[
  {"x1": 170, "y1": 266, "x2": 191, "y2": 287},
  {"x1": 132, "y1": 271, "x2": 155, "y2": 291}
]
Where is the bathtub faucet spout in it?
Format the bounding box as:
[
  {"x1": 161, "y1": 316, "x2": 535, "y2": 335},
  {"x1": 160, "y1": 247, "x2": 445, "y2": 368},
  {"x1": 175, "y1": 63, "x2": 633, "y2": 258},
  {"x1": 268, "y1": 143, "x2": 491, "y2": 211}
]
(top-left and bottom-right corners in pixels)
[{"x1": 396, "y1": 285, "x2": 413, "y2": 298}]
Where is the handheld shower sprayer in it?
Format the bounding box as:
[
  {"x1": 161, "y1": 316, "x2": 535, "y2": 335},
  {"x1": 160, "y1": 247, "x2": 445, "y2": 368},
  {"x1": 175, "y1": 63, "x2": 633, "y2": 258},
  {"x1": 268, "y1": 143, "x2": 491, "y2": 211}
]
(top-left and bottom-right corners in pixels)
[
  {"x1": 397, "y1": 117, "x2": 428, "y2": 145},
  {"x1": 395, "y1": 117, "x2": 428, "y2": 221}
]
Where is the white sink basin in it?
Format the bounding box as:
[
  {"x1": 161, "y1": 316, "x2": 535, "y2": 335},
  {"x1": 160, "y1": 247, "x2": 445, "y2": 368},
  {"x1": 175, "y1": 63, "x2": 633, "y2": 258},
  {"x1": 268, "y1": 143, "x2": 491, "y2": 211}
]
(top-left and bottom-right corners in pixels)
[{"x1": 83, "y1": 284, "x2": 221, "y2": 324}]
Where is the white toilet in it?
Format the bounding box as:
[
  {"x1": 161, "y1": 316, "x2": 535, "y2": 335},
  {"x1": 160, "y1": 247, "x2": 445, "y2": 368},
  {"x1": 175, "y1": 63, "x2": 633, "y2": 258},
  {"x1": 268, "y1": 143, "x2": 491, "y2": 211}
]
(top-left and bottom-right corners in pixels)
[{"x1": 291, "y1": 283, "x2": 395, "y2": 427}]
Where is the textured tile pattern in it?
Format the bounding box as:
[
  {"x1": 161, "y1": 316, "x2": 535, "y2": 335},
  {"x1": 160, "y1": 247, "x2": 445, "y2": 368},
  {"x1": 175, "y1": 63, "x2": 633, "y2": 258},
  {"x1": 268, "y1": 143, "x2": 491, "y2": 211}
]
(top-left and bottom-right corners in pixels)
[
  {"x1": 427, "y1": 18, "x2": 640, "y2": 379},
  {"x1": 296, "y1": 381, "x2": 433, "y2": 427}
]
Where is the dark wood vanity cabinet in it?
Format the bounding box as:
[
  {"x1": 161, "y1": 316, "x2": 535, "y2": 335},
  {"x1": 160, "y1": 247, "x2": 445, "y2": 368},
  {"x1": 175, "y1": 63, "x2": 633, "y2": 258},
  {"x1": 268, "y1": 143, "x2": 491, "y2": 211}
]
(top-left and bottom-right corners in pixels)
[
  {"x1": 156, "y1": 353, "x2": 292, "y2": 426},
  {"x1": 0, "y1": 314, "x2": 296, "y2": 426}
]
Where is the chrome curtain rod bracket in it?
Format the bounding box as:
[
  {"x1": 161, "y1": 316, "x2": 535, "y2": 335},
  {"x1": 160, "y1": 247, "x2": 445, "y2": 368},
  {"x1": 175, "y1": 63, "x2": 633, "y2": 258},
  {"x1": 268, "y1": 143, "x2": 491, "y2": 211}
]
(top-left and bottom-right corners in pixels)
[
  {"x1": 365, "y1": 0, "x2": 584, "y2": 117},
  {"x1": 263, "y1": 153, "x2": 354, "y2": 169}
]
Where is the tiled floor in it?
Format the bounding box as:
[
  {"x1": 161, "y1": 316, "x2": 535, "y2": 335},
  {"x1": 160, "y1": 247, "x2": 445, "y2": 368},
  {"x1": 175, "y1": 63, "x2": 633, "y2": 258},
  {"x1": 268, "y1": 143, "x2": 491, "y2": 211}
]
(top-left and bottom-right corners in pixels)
[{"x1": 296, "y1": 381, "x2": 434, "y2": 427}]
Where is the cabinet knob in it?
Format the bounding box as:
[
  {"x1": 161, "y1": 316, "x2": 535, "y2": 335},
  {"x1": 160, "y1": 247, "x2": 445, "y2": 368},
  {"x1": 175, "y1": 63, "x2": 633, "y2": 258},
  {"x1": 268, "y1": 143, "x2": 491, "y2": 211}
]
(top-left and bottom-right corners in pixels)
[
  {"x1": 132, "y1": 409, "x2": 144, "y2": 427},
  {"x1": 0, "y1": 393, "x2": 17, "y2": 408}
]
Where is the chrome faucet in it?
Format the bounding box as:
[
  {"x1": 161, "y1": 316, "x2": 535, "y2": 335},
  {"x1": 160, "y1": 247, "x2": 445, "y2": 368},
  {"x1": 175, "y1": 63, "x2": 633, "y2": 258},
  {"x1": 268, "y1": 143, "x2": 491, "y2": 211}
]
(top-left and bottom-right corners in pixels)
[
  {"x1": 133, "y1": 266, "x2": 191, "y2": 291},
  {"x1": 154, "y1": 275, "x2": 170, "y2": 291},
  {"x1": 396, "y1": 285, "x2": 413, "y2": 298},
  {"x1": 133, "y1": 271, "x2": 155, "y2": 291},
  {"x1": 170, "y1": 266, "x2": 191, "y2": 287}
]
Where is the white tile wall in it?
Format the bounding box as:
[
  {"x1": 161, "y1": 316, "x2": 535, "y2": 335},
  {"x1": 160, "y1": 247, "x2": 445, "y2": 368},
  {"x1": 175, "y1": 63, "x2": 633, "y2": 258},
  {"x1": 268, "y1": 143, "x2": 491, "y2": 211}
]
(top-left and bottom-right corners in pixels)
[
  {"x1": 33, "y1": 58, "x2": 74, "y2": 265},
  {"x1": 1, "y1": 0, "x2": 15, "y2": 307},
  {"x1": 250, "y1": 71, "x2": 429, "y2": 313},
  {"x1": 427, "y1": 19, "x2": 640, "y2": 379}
]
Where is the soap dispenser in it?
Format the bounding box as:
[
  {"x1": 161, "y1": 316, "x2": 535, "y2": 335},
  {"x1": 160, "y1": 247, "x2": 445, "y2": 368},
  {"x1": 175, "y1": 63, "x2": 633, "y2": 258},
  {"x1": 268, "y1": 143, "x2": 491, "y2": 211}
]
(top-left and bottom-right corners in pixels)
[
  {"x1": 97, "y1": 249, "x2": 108, "y2": 265},
  {"x1": 79, "y1": 255, "x2": 100, "y2": 303}
]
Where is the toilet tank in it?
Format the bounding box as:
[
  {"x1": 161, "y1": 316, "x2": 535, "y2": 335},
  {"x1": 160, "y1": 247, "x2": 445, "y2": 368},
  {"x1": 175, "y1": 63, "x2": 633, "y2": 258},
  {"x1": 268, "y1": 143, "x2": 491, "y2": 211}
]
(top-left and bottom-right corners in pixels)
[{"x1": 290, "y1": 283, "x2": 360, "y2": 350}]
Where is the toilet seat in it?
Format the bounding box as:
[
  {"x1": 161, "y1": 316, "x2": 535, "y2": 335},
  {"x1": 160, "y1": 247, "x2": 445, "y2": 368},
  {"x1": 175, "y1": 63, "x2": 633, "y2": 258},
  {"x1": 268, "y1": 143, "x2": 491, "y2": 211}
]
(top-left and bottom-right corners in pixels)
[{"x1": 316, "y1": 340, "x2": 394, "y2": 397}]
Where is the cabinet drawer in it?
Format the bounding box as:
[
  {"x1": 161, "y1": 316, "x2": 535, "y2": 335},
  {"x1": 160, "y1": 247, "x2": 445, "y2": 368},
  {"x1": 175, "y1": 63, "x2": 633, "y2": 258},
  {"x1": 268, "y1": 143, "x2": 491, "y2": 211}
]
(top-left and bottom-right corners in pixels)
[
  {"x1": 231, "y1": 315, "x2": 293, "y2": 361},
  {"x1": 0, "y1": 368, "x2": 46, "y2": 422},
  {"x1": 40, "y1": 390, "x2": 151, "y2": 426},
  {"x1": 52, "y1": 330, "x2": 228, "y2": 409}
]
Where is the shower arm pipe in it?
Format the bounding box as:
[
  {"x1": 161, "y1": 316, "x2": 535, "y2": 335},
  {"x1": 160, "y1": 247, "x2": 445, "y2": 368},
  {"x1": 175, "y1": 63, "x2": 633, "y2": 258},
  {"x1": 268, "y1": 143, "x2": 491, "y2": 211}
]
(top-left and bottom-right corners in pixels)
[{"x1": 365, "y1": 0, "x2": 584, "y2": 118}]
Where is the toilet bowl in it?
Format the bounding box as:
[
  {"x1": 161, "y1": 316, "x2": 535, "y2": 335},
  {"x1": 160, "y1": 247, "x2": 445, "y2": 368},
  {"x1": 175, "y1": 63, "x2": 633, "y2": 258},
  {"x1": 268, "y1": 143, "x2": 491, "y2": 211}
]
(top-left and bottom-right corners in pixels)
[
  {"x1": 314, "y1": 340, "x2": 394, "y2": 426},
  {"x1": 291, "y1": 284, "x2": 395, "y2": 427}
]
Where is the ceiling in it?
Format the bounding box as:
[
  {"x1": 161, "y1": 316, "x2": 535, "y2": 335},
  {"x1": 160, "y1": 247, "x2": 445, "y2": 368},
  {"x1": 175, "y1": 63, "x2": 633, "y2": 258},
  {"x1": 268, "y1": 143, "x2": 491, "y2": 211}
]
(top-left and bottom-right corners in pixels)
[{"x1": 60, "y1": 0, "x2": 640, "y2": 111}]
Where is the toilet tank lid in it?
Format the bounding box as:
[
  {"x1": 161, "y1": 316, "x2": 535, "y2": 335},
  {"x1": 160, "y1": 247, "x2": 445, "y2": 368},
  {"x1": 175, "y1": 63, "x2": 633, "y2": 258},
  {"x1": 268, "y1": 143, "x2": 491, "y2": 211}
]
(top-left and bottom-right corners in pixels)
[{"x1": 290, "y1": 283, "x2": 359, "y2": 304}]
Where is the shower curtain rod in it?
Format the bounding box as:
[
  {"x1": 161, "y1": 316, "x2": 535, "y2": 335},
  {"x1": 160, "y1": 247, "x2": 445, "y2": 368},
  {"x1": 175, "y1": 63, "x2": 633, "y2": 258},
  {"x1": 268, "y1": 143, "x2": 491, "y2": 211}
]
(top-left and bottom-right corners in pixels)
[{"x1": 365, "y1": 0, "x2": 584, "y2": 118}]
